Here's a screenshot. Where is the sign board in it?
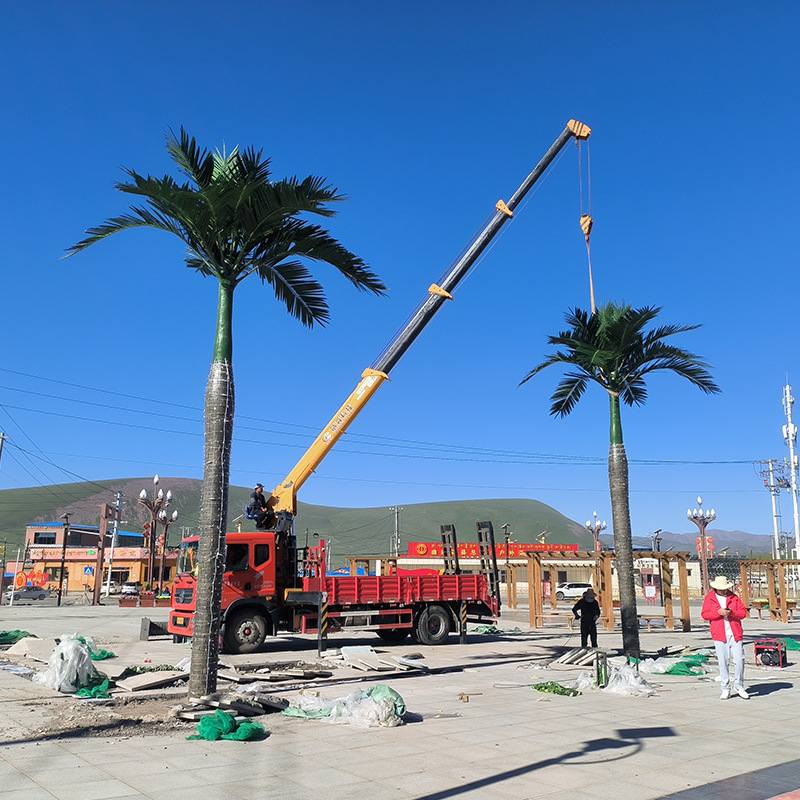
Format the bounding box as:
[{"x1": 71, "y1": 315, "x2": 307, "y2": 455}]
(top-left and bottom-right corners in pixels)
[
  {"x1": 84, "y1": 566, "x2": 94, "y2": 575},
  {"x1": 408, "y1": 541, "x2": 580, "y2": 558}
]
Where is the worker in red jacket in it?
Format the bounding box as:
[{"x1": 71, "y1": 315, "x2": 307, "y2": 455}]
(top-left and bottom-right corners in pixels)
[{"x1": 701, "y1": 576, "x2": 749, "y2": 700}]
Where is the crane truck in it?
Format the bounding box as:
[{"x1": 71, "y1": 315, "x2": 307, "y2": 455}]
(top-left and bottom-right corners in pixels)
[{"x1": 168, "y1": 120, "x2": 592, "y2": 654}]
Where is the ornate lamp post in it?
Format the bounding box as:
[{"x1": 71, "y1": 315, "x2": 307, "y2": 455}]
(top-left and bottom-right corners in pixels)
[
  {"x1": 138, "y1": 475, "x2": 172, "y2": 587},
  {"x1": 157, "y1": 509, "x2": 178, "y2": 593},
  {"x1": 585, "y1": 511, "x2": 606, "y2": 552},
  {"x1": 688, "y1": 496, "x2": 715, "y2": 595}
]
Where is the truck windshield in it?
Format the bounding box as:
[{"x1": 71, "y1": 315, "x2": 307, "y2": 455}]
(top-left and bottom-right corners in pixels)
[{"x1": 177, "y1": 541, "x2": 198, "y2": 576}]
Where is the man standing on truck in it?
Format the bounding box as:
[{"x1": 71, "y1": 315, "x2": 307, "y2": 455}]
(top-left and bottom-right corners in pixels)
[{"x1": 247, "y1": 484, "x2": 274, "y2": 530}]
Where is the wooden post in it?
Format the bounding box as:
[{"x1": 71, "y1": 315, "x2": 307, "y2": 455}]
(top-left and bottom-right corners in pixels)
[
  {"x1": 677, "y1": 555, "x2": 691, "y2": 632},
  {"x1": 600, "y1": 552, "x2": 614, "y2": 631},
  {"x1": 777, "y1": 562, "x2": 787, "y2": 623},
  {"x1": 767, "y1": 566, "x2": 779, "y2": 622},
  {"x1": 739, "y1": 563, "x2": 750, "y2": 609},
  {"x1": 660, "y1": 555, "x2": 674, "y2": 631}
]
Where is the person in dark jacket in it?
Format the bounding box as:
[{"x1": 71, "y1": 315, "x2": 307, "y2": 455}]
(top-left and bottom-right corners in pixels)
[
  {"x1": 572, "y1": 588, "x2": 600, "y2": 648},
  {"x1": 247, "y1": 483, "x2": 274, "y2": 530}
]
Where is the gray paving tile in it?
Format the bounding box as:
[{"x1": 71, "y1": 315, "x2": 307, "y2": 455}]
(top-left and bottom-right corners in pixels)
[{"x1": 0, "y1": 789, "x2": 59, "y2": 800}]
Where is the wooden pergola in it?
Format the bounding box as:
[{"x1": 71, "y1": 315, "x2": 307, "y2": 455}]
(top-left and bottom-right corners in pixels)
[
  {"x1": 737, "y1": 559, "x2": 800, "y2": 623},
  {"x1": 525, "y1": 550, "x2": 692, "y2": 632}
]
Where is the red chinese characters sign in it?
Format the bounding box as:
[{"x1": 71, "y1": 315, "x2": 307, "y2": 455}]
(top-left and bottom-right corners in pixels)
[{"x1": 408, "y1": 542, "x2": 579, "y2": 558}]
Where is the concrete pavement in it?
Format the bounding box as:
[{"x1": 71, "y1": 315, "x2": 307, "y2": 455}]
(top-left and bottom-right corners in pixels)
[{"x1": 1, "y1": 602, "x2": 799, "y2": 799}]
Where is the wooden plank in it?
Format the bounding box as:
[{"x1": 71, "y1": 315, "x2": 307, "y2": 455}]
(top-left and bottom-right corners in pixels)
[{"x1": 115, "y1": 670, "x2": 186, "y2": 692}]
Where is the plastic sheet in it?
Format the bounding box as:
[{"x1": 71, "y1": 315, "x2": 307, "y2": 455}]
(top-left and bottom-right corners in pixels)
[
  {"x1": 282, "y1": 685, "x2": 406, "y2": 727},
  {"x1": 637, "y1": 655, "x2": 708, "y2": 676},
  {"x1": 602, "y1": 664, "x2": 658, "y2": 697},
  {"x1": 32, "y1": 633, "x2": 107, "y2": 694}
]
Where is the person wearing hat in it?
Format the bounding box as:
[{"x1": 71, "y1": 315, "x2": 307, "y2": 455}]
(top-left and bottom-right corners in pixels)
[
  {"x1": 572, "y1": 588, "x2": 601, "y2": 648},
  {"x1": 247, "y1": 483, "x2": 274, "y2": 530},
  {"x1": 701, "y1": 576, "x2": 749, "y2": 700}
]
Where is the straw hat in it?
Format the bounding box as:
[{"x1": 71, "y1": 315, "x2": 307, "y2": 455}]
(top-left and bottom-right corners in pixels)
[{"x1": 709, "y1": 576, "x2": 733, "y2": 591}]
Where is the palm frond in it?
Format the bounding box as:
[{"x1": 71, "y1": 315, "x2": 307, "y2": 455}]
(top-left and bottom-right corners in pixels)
[{"x1": 550, "y1": 374, "x2": 588, "y2": 417}]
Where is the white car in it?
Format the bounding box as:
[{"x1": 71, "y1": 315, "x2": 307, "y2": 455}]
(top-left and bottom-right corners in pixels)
[{"x1": 554, "y1": 582, "x2": 594, "y2": 601}]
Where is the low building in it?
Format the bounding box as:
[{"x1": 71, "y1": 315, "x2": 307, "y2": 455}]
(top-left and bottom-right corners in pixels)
[{"x1": 21, "y1": 522, "x2": 177, "y2": 594}]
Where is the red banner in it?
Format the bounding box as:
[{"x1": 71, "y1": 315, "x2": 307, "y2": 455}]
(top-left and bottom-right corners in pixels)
[{"x1": 407, "y1": 541, "x2": 579, "y2": 558}]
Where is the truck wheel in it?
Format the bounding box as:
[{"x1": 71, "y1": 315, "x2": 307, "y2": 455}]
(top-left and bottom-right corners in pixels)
[
  {"x1": 224, "y1": 609, "x2": 268, "y2": 654},
  {"x1": 414, "y1": 605, "x2": 451, "y2": 645},
  {"x1": 377, "y1": 628, "x2": 411, "y2": 643}
]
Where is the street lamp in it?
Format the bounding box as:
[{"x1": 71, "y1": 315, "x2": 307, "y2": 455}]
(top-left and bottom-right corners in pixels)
[
  {"x1": 687, "y1": 496, "x2": 715, "y2": 594},
  {"x1": 501, "y1": 523, "x2": 513, "y2": 606},
  {"x1": 585, "y1": 512, "x2": 606, "y2": 552},
  {"x1": 157, "y1": 509, "x2": 178, "y2": 593},
  {"x1": 138, "y1": 475, "x2": 172, "y2": 587},
  {"x1": 650, "y1": 528, "x2": 663, "y2": 552}
]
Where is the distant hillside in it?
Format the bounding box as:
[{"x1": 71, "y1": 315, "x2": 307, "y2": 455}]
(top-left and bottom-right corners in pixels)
[
  {"x1": 601, "y1": 528, "x2": 774, "y2": 557},
  {"x1": 0, "y1": 479, "x2": 587, "y2": 563},
  {"x1": 1, "y1": 479, "x2": 774, "y2": 565}
]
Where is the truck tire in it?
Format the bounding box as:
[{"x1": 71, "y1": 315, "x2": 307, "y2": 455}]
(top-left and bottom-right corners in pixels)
[
  {"x1": 377, "y1": 628, "x2": 411, "y2": 643},
  {"x1": 414, "y1": 605, "x2": 451, "y2": 645},
  {"x1": 224, "y1": 609, "x2": 268, "y2": 654}
]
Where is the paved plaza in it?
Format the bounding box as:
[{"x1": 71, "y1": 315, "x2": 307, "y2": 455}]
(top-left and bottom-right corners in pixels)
[{"x1": 1, "y1": 601, "x2": 799, "y2": 800}]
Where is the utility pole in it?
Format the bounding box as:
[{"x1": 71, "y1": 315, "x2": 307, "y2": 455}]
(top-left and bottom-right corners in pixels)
[
  {"x1": 0, "y1": 432, "x2": 7, "y2": 465},
  {"x1": 389, "y1": 506, "x2": 402, "y2": 558},
  {"x1": 758, "y1": 460, "x2": 788, "y2": 558},
  {"x1": 782, "y1": 384, "x2": 800, "y2": 559},
  {"x1": 57, "y1": 513, "x2": 71, "y2": 607},
  {"x1": 104, "y1": 490, "x2": 123, "y2": 596}
]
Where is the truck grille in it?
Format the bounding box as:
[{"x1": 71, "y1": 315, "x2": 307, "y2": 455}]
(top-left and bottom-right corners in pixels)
[{"x1": 174, "y1": 587, "x2": 194, "y2": 605}]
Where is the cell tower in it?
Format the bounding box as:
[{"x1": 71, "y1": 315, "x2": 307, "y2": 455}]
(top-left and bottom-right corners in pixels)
[{"x1": 782, "y1": 383, "x2": 800, "y2": 559}]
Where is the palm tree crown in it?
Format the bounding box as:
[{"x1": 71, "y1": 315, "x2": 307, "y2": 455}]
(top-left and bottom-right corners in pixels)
[
  {"x1": 520, "y1": 302, "x2": 720, "y2": 418},
  {"x1": 67, "y1": 127, "x2": 386, "y2": 335}
]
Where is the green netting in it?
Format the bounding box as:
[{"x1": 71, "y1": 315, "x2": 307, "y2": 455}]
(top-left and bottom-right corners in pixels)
[
  {"x1": 76, "y1": 678, "x2": 111, "y2": 699},
  {"x1": 473, "y1": 625, "x2": 522, "y2": 634},
  {"x1": 532, "y1": 681, "x2": 580, "y2": 697},
  {"x1": 779, "y1": 638, "x2": 800, "y2": 651},
  {"x1": 0, "y1": 630, "x2": 35, "y2": 645},
  {"x1": 187, "y1": 709, "x2": 265, "y2": 741},
  {"x1": 76, "y1": 636, "x2": 115, "y2": 660}
]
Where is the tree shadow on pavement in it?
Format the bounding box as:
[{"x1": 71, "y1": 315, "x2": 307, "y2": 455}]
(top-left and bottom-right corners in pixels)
[{"x1": 410, "y1": 726, "x2": 676, "y2": 800}]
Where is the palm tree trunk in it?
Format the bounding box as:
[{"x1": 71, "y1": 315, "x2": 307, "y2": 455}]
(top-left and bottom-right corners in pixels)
[
  {"x1": 189, "y1": 280, "x2": 235, "y2": 697},
  {"x1": 607, "y1": 394, "x2": 641, "y2": 658}
]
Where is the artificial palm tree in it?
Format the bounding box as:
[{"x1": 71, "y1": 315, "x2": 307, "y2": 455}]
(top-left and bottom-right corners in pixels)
[
  {"x1": 67, "y1": 128, "x2": 386, "y2": 696},
  {"x1": 520, "y1": 302, "x2": 720, "y2": 656}
]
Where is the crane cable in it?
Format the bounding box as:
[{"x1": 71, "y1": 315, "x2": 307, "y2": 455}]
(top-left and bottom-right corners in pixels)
[{"x1": 576, "y1": 139, "x2": 596, "y2": 314}]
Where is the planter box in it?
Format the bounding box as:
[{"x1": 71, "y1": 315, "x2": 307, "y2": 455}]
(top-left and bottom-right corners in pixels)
[
  {"x1": 154, "y1": 597, "x2": 172, "y2": 607},
  {"x1": 139, "y1": 593, "x2": 156, "y2": 607},
  {"x1": 118, "y1": 597, "x2": 138, "y2": 608}
]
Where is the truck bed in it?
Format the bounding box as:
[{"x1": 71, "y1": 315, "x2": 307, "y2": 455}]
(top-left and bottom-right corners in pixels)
[{"x1": 307, "y1": 573, "x2": 494, "y2": 608}]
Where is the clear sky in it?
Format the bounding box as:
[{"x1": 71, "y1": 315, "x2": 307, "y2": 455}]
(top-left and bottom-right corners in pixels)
[{"x1": 1, "y1": 2, "x2": 799, "y2": 540}]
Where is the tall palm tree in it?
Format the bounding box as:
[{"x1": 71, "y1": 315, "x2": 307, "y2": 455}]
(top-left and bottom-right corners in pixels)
[
  {"x1": 67, "y1": 128, "x2": 386, "y2": 696},
  {"x1": 520, "y1": 302, "x2": 720, "y2": 656}
]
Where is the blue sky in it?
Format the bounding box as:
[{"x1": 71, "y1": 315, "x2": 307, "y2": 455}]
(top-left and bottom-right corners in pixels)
[{"x1": 1, "y1": 2, "x2": 799, "y2": 540}]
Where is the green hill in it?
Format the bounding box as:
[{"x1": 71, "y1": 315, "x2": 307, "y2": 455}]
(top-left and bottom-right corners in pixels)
[{"x1": 0, "y1": 479, "x2": 588, "y2": 567}]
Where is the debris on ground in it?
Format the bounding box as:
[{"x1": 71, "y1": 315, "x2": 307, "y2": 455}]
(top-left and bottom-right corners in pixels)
[
  {"x1": 602, "y1": 664, "x2": 658, "y2": 697},
  {"x1": 282, "y1": 684, "x2": 406, "y2": 727},
  {"x1": 636, "y1": 654, "x2": 709, "y2": 676},
  {"x1": 186, "y1": 708, "x2": 265, "y2": 741},
  {"x1": 32, "y1": 634, "x2": 109, "y2": 694},
  {"x1": 532, "y1": 681, "x2": 581, "y2": 697},
  {"x1": 0, "y1": 630, "x2": 36, "y2": 646}
]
